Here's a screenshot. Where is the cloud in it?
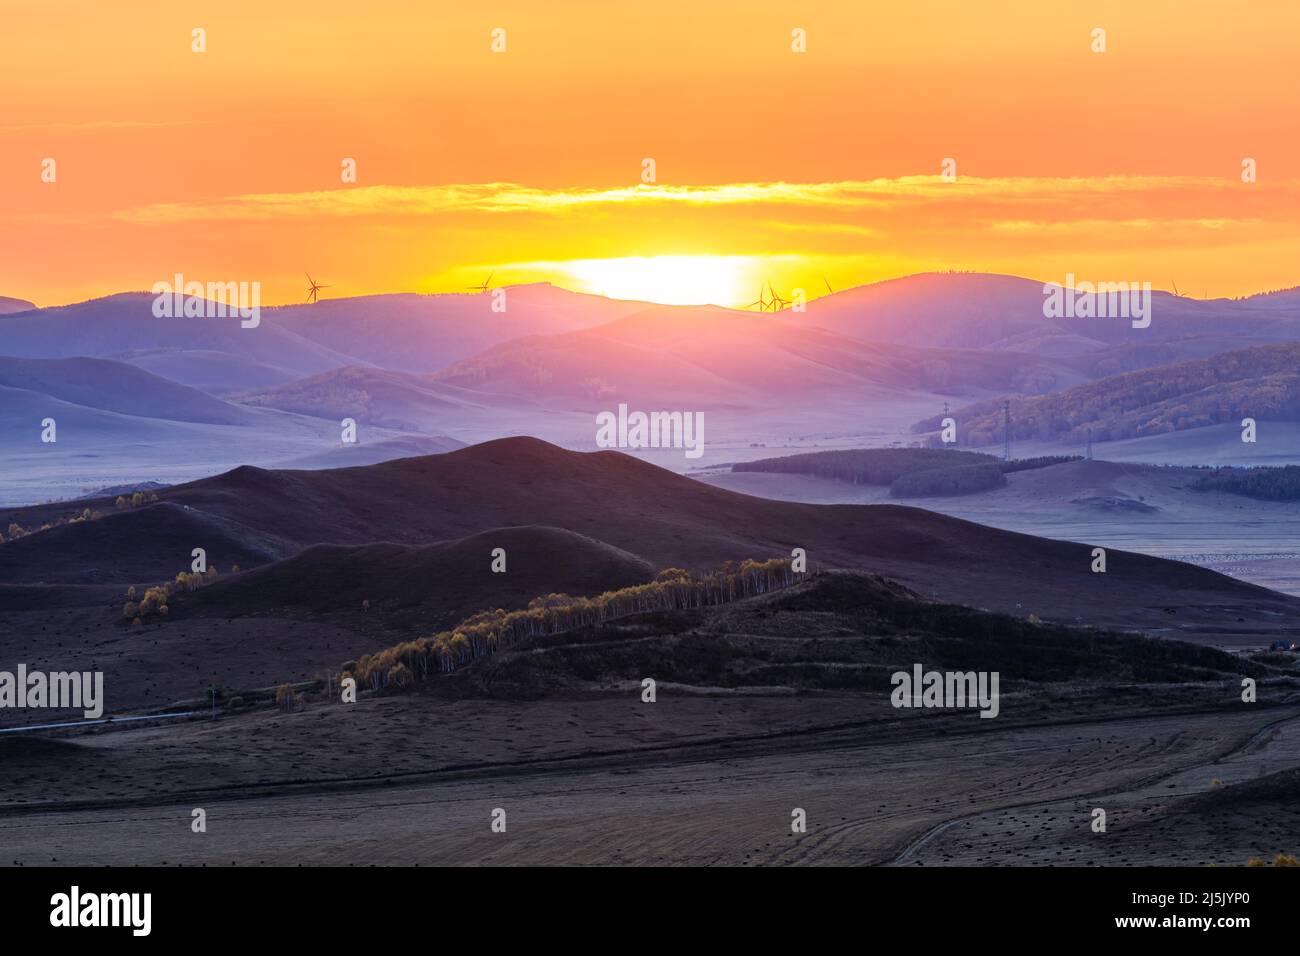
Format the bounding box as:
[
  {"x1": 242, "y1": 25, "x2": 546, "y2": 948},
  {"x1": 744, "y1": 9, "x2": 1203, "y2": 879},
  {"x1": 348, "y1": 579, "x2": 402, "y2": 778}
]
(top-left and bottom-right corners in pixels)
[{"x1": 110, "y1": 175, "x2": 1270, "y2": 226}]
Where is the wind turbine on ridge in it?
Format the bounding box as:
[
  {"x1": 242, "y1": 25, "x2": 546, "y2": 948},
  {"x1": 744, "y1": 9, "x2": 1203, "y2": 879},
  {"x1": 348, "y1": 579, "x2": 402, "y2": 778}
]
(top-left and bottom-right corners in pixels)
[
  {"x1": 767, "y1": 280, "x2": 790, "y2": 312},
  {"x1": 741, "y1": 284, "x2": 773, "y2": 312},
  {"x1": 305, "y1": 273, "x2": 328, "y2": 304}
]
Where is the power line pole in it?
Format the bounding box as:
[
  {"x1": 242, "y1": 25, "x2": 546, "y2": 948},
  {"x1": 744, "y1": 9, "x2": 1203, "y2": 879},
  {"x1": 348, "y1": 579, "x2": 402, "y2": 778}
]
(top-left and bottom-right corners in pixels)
[{"x1": 1003, "y1": 400, "x2": 1011, "y2": 462}]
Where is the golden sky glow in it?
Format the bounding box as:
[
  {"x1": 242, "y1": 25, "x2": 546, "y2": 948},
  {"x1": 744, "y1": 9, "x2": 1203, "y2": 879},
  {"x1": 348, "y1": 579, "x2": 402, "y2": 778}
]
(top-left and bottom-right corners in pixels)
[{"x1": 2, "y1": 1, "x2": 1299, "y2": 306}]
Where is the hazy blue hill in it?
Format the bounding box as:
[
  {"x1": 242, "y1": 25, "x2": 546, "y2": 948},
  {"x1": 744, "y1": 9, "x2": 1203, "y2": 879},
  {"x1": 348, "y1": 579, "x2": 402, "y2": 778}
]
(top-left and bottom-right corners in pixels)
[
  {"x1": 0, "y1": 355, "x2": 252, "y2": 425},
  {"x1": 0, "y1": 296, "x2": 36, "y2": 315},
  {"x1": 916, "y1": 343, "x2": 1300, "y2": 445},
  {"x1": 807, "y1": 272, "x2": 1300, "y2": 352},
  {"x1": 0, "y1": 293, "x2": 356, "y2": 380}
]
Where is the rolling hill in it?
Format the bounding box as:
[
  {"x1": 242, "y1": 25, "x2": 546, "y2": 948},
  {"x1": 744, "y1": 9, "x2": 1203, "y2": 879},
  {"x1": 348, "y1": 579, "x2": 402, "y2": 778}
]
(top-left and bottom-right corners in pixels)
[
  {"x1": 804, "y1": 272, "x2": 1300, "y2": 353},
  {"x1": 114, "y1": 348, "x2": 305, "y2": 394},
  {"x1": 0, "y1": 500, "x2": 286, "y2": 585},
  {"x1": 0, "y1": 296, "x2": 35, "y2": 315},
  {"x1": 0, "y1": 355, "x2": 253, "y2": 425},
  {"x1": 916, "y1": 343, "x2": 1300, "y2": 446},
  {"x1": 444, "y1": 569, "x2": 1258, "y2": 698},
  {"x1": 0, "y1": 292, "x2": 356, "y2": 381},
  {"x1": 271, "y1": 435, "x2": 465, "y2": 469},
  {"x1": 232, "y1": 365, "x2": 528, "y2": 430},
  {"x1": 264, "y1": 284, "x2": 646, "y2": 373},
  {"x1": 2, "y1": 437, "x2": 1294, "y2": 639},
  {"x1": 431, "y1": 305, "x2": 1073, "y2": 408},
  {"x1": 0, "y1": 285, "x2": 643, "y2": 392},
  {"x1": 178, "y1": 525, "x2": 656, "y2": 632}
]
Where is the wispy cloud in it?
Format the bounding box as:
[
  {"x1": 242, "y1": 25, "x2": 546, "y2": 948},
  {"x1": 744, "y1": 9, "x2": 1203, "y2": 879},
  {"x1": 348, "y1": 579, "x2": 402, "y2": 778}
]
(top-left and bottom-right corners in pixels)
[{"x1": 110, "y1": 176, "x2": 1262, "y2": 226}]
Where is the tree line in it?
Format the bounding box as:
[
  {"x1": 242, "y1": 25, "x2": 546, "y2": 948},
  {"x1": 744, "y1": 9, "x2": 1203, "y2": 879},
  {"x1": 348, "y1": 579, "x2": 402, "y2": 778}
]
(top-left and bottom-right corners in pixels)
[
  {"x1": 1191, "y1": 465, "x2": 1300, "y2": 501},
  {"x1": 349, "y1": 558, "x2": 806, "y2": 691},
  {"x1": 734, "y1": 448, "x2": 997, "y2": 485},
  {"x1": 733, "y1": 447, "x2": 1078, "y2": 498}
]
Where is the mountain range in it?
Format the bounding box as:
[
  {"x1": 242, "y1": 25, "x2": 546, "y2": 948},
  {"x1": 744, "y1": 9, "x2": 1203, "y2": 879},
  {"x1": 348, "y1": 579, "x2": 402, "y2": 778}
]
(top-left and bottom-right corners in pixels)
[{"x1": 3, "y1": 272, "x2": 1300, "y2": 505}]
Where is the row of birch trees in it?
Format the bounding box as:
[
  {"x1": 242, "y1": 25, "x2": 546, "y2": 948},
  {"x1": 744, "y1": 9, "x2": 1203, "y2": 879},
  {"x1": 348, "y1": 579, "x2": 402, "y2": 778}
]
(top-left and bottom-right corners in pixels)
[{"x1": 350, "y1": 557, "x2": 805, "y2": 690}]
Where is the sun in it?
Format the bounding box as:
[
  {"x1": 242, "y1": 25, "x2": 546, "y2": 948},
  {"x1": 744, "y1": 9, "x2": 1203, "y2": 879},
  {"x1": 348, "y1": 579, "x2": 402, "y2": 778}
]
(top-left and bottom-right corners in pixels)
[{"x1": 559, "y1": 255, "x2": 755, "y2": 307}]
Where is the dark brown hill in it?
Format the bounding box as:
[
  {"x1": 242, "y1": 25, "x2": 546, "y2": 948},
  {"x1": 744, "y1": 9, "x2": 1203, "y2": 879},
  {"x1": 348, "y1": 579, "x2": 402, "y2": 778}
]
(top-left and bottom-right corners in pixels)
[
  {"x1": 179, "y1": 525, "x2": 655, "y2": 634},
  {"x1": 2, "y1": 437, "x2": 1295, "y2": 638},
  {"x1": 0, "y1": 501, "x2": 285, "y2": 587}
]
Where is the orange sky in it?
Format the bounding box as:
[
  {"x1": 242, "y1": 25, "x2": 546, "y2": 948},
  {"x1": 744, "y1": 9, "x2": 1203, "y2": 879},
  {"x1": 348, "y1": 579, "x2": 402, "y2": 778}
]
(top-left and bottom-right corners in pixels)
[{"x1": 2, "y1": 0, "x2": 1298, "y2": 307}]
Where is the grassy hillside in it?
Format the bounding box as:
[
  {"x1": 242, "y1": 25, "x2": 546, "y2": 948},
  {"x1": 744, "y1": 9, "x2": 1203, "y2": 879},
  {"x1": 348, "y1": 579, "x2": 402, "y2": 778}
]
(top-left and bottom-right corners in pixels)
[
  {"x1": 440, "y1": 570, "x2": 1258, "y2": 698},
  {"x1": 915, "y1": 343, "x2": 1300, "y2": 445},
  {"x1": 3, "y1": 438, "x2": 1291, "y2": 637}
]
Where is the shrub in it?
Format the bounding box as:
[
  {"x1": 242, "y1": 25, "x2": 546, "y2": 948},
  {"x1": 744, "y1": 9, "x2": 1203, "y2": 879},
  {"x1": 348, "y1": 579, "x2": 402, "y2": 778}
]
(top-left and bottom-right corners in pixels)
[{"x1": 138, "y1": 586, "x2": 170, "y2": 615}]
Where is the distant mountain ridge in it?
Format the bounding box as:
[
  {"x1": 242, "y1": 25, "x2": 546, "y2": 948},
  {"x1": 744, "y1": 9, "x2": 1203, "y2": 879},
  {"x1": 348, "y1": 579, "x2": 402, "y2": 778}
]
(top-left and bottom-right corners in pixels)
[
  {"x1": 0, "y1": 285, "x2": 646, "y2": 391},
  {"x1": 430, "y1": 304, "x2": 1075, "y2": 407},
  {"x1": 915, "y1": 342, "x2": 1300, "y2": 445},
  {"x1": 0, "y1": 296, "x2": 35, "y2": 315},
  {"x1": 0, "y1": 355, "x2": 251, "y2": 425},
  {"x1": 233, "y1": 365, "x2": 528, "y2": 430},
  {"x1": 805, "y1": 272, "x2": 1300, "y2": 353}
]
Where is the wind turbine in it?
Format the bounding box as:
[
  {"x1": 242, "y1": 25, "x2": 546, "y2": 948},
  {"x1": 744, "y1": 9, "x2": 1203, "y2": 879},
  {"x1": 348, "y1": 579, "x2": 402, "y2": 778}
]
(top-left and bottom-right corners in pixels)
[
  {"x1": 467, "y1": 271, "x2": 495, "y2": 295},
  {"x1": 767, "y1": 280, "x2": 790, "y2": 312},
  {"x1": 742, "y1": 284, "x2": 773, "y2": 312},
  {"x1": 305, "y1": 273, "x2": 328, "y2": 304}
]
